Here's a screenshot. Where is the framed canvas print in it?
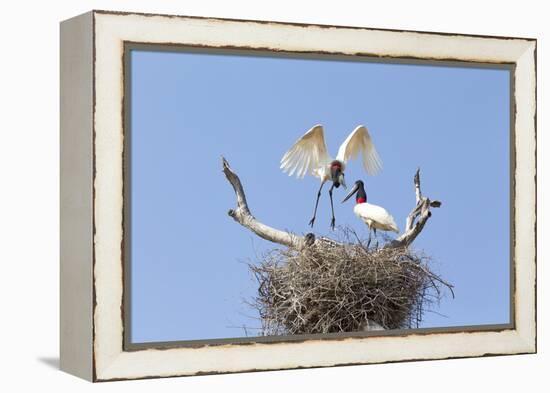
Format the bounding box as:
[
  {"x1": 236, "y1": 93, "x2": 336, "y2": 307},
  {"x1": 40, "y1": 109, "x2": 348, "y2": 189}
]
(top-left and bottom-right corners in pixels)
[{"x1": 60, "y1": 10, "x2": 537, "y2": 381}]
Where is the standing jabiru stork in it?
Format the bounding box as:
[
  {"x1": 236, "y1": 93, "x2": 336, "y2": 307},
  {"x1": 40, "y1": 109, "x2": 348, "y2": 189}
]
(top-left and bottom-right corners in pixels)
[
  {"x1": 342, "y1": 180, "x2": 399, "y2": 243},
  {"x1": 280, "y1": 124, "x2": 382, "y2": 229}
]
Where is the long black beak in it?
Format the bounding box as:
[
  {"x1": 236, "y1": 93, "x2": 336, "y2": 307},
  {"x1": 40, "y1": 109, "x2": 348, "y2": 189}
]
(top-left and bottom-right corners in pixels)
[{"x1": 342, "y1": 183, "x2": 359, "y2": 203}]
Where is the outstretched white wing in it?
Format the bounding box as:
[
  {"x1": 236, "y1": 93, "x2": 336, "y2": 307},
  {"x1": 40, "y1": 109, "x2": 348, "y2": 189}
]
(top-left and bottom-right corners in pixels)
[
  {"x1": 336, "y1": 125, "x2": 382, "y2": 175},
  {"x1": 280, "y1": 124, "x2": 331, "y2": 178}
]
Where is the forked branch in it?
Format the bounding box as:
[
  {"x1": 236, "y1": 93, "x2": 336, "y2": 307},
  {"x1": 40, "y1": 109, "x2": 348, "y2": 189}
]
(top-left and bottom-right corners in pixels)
[
  {"x1": 222, "y1": 157, "x2": 308, "y2": 249},
  {"x1": 385, "y1": 168, "x2": 441, "y2": 249}
]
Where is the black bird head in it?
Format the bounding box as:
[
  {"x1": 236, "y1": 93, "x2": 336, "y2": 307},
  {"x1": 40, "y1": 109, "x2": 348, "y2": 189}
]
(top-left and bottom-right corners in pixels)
[{"x1": 342, "y1": 180, "x2": 367, "y2": 204}]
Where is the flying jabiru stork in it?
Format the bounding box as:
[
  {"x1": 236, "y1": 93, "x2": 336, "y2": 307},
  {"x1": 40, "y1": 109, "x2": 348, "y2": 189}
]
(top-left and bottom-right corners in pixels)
[
  {"x1": 342, "y1": 180, "x2": 399, "y2": 242},
  {"x1": 280, "y1": 124, "x2": 382, "y2": 229}
]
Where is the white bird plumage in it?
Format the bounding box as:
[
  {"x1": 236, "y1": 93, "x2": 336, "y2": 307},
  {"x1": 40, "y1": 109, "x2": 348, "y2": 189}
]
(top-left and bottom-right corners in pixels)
[
  {"x1": 335, "y1": 125, "x2": 382, "y2": 175},
  {"x1": 280, "y1": 124, "x2": 382, "y2": 180},
  {"x1": 353, "y1": 203, "x2": 399, "y2": 234},
  {"x1": 280, "y1": 124, "x2": 382, "y2": 229},
  {"x1": 342, "y1": 180, "x2": 399, "y2": 241}
]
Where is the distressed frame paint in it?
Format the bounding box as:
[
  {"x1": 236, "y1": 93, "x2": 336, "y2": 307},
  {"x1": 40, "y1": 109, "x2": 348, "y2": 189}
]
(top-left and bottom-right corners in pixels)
[{"x1": 60, "y1": 10, "x2": 536, "y2": 382}]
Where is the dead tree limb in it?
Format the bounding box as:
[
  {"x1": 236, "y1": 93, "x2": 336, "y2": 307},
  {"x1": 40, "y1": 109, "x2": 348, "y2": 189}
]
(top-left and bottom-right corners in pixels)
[
  {"x1": 385, "y1": 168, "x2": 441, "y2": 249},
  {"x1": 223, "y1": 158, "x2": 439, "y2": 250},
  {"x1": 222, "y1": 157, "x2": 309, "y2": 249}
]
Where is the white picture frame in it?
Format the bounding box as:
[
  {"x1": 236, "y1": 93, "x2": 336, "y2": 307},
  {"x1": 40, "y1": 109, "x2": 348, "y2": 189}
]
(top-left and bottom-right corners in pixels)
[{"x1": 60, "y1": 10, "x2": 536, "y2": 381}]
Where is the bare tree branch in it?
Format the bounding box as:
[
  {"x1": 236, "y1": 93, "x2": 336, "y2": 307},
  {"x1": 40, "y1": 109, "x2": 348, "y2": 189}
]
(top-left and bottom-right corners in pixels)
[
  {"x1": 222, "y1": 157, "x2": 308, "y2": 249},
  {"x1": 222, "y1": 158, "x2": 439, "y2": 251},
  {"x1": 385, "y1": 168, "x2": 441, "y2": 249},
  {"x1": 414, "y1": 168, "x2": 422, "y2": 203}
]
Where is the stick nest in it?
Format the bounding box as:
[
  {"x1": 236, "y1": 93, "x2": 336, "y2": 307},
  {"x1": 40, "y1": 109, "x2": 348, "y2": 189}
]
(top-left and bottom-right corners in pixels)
[{"x1": 249, "y1": 229, "x2": 453, "y2": 335}]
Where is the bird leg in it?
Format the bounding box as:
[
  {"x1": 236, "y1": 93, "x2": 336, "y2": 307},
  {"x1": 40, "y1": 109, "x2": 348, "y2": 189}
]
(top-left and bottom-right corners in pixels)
[
  {"x1": 367, "y1": 227, "x2": 372, "y2": 249},
  {"x1": 329, "y1": 183, "x2": 336, "y2": 230},
  {"x1": 373, "y1": 228, "x2": 379, "y2": 249},
  {"x1": 309, "y1": 181, "x2": 325, "y2": 227}
]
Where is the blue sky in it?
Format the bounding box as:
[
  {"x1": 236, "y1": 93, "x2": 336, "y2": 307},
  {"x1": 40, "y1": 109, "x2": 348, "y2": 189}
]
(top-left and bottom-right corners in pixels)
[{"x1": 129, "y1": 49, "x2": 511, "y2": 343}]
